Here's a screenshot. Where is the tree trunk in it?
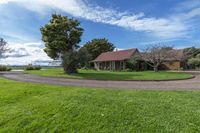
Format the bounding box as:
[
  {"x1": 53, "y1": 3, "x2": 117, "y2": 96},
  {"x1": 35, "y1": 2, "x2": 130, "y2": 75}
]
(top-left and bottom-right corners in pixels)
[
  {"x1": 153, "y1": 66, "x2": 158, "y2": 72},
  {"x1": 62, "y1": 51, "x2": 78, "y2": 74},
  {"x1": 63, "y1": 65, "x2": 77, "y2": 74}
]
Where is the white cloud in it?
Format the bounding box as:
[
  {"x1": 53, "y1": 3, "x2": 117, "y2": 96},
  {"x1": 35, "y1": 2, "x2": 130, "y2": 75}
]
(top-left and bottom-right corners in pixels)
[
  {"x1": 0, "y1": 0, "x2": 11, "y2": 4},
  {"x1": 180, "y1": 7, "x2": 200, "y2": 20},
  {"x1": 0, "y1": 42, "x2": 52, "y2": 65},
  {"x1": 6, "y1": 48, "x2": 30, "y2": 57},
  {"x1": 176, "y1": 0, "x2": 200, "y2": 11},
  {"x1": 1, "y1": 0, "x2": 198, "y2": 39},
  {"x1": 172, "y1": 0, "x2": 200, "y2": 21}
]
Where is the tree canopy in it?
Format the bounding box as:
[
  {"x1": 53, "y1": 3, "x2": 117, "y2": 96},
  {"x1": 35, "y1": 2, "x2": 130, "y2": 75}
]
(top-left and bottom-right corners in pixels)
[
  {"x1": 187, "y1": 53, "x2": 200, "y2": 69},
  {"x1": 140, "y1": 44, "x2": 176, "y2": 72},
  {"x1": 78, "y1": 47, "x2": 92, "y2": 68},
  {"x1": 82, "y1": 38, "x2": 115, "y2": 60},
  {"x1": 183, "y1": 47, "x2": 200, "y2": 59},
  {"x1": 41, "y1": 14, "x2": 83, "y2": 73},
  {"x1": 41, "y1": 14, "x2": 83, "y2": 60}
]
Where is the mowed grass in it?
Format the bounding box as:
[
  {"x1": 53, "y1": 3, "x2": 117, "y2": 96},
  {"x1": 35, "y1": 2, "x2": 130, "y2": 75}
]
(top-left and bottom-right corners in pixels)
[
  {"x1": 0, "y1": 78, "x2": 200, "y2": 132},
  {"x1": 27, "y1": 68, "x2": 193, "y2": 81}
]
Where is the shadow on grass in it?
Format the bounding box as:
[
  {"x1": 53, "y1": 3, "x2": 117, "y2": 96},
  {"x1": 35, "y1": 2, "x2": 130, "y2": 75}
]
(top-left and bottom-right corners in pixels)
[{"x1": 72, "y1": 72, "x2": 145, "y2": 80}]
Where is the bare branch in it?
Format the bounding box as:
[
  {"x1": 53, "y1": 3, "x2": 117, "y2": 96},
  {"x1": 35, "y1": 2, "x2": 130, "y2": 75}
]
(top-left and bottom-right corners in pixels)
[
  {"x1": 0, "y1": 38, "x2": 10, "y2": 59},
  {"x1": 139, "y1": 44, "x2": 175, "y2": 72}
]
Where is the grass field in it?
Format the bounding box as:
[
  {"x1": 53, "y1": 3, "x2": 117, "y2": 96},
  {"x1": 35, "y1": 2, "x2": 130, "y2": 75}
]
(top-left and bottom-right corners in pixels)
[
  {"x1": 0, "y1": 77, "x2": 200, "y2": 132},
  {"x1": 26, "y1": 68, "x2": 193, "y2": 81}
]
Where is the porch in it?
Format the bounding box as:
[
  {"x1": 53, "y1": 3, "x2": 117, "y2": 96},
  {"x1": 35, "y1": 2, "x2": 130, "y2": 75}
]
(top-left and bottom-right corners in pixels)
[{"x1": 94, "y1": 61, "x2": 126, "y2": 71}]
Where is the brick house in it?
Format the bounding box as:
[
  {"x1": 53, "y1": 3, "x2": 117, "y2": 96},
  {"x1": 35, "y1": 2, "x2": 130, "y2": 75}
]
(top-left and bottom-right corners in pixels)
[
  {"x1": 91, "y1": 49, "x2": 140, "y2": 71},
  {"x1": 159, "y1": 49, "x2": 187, "y2": 70},
  {"x1": 91, "y1": 48, "x2": 187, "y2": 71}
]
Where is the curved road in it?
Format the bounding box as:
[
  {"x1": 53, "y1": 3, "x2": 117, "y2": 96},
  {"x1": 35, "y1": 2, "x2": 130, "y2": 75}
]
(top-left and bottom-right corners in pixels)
[{"x1": 1, "y1": 71, "x2": 200, "y2": 90}]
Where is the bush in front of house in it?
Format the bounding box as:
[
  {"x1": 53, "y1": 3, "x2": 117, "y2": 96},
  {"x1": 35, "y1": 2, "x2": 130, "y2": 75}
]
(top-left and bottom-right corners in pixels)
[
  {"x1": 25, "y1": 65, "x2": 41, "y2": 71},
  {"x1": 0, "y1": 65, "x2": 12, "y2": 71}
]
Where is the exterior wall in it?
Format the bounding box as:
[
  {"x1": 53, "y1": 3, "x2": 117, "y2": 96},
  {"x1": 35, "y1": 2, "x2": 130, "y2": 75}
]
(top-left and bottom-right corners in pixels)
[
  {"x1": 94, "y1": 61, "x2": 185, "y2": 71},
  {"x1": 92, "y1": 48, "x2": 188, "y2": 71},
  {"x1": 93, "y1": 49, "x2": 140, "y2": 71},
  {"x1": 161, "y1": 61, "x2": 182, "y2": 70}
]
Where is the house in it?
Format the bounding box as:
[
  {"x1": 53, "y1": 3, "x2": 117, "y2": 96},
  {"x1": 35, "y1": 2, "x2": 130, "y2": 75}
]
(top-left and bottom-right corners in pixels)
[
  {"x1": 159, "y1": 49, "x2": 187, "y2": 70},
  {"x1": 91, "y1": 48, "x2": 187, "y2": 71},
  {"x1": 91, "y1": 49, "x2": 140, "y2": 71}
]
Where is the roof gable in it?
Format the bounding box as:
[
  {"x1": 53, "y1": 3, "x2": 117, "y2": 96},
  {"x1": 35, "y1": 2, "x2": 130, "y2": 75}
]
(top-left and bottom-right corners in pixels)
[{"x1": 93, "y1": 49, "x2": 138, "y2": 62}]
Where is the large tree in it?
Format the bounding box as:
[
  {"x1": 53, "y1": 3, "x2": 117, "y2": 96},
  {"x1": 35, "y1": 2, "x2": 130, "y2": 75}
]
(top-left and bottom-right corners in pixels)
[
  {"x1": 0, "y1": 38, "x2": 9, "y2": 59},
  {"x1": 41, "y1": 14, "x2": 83, "y2": 74},
  {"x1": 140, "y1": 44, "x2": 176, "y2": 72},
  {"x1": 82, "y1": 38, "x2": 115, "y2": 60}
]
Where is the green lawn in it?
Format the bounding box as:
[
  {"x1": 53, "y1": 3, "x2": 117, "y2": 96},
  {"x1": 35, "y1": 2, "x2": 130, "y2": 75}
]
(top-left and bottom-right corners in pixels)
[
  {"x1": 26, "y1": 68, "x2": 193, "y2": 81},
  {"x1": 0, "y1": 78, "x2": 200, "y2": 132}
]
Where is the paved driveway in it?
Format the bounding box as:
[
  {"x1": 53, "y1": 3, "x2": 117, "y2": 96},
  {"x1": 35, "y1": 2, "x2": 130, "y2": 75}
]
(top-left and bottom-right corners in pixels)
[{"x1": 1, "y1": 71, "x2": 200, "y2": 90}]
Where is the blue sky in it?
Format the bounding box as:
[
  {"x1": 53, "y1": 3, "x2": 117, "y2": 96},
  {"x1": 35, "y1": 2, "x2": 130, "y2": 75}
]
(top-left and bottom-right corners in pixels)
[{"x1": 0, "y1": 0, "x2": 200, "y2": 65}]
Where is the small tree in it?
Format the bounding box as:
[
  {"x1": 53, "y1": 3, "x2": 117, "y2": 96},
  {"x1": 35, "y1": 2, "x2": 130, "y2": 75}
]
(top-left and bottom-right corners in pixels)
[
  {"x1": 182, "y1": 47, "x2": 200, "y2": 61},
  {"x1": 126, "y1": 55, "x2": 140, "y2": 71},
  {"x1": 78, "y1": 47, "x2": 92, "y2": 68},
  {"x1": 140, "y1": 44, "x2": 175, "y2": 72},
  {"x1": 0, "y1": 38, "x2": 9, "y2": 60},
  {"x1": 82, "y1": 38, "x2": 115, "y2": 60},
  {"x1": 187, "y1": 54, "x2": 200, "y2": 69},
  {"x1": 188, "y1": 58, "x2": 200, "y2": 68},
  {"x1": 183, "y1": 47, "x2": 200, "y2": 59},
  {"x1": 41, "y1": 14, "x2": 83, "y2": 74},
  {"x1": 62, "y1": 51, "x2": 80, "y2": 74}
]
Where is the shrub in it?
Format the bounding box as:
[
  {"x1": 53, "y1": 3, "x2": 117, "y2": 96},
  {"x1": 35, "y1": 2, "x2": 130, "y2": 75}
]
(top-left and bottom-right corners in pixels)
[
  {"x1": 34, "y1": 66, "x2": 42, "y2": 70},
  {"x1": 0, "y1": 65, "x2": 12, "y2": 71},
  {"x1": 25, "y1": 65, "x2": 41, "y2": 71},
  {"x1": 124, "y1": 68, "x2": 132, "y2": 72},
  {"x1": 62, "y1": 51, "x2": 79, "y2": 74}
]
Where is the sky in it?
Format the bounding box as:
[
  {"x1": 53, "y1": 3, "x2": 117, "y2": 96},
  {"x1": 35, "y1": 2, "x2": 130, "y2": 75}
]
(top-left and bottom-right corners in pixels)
[{"x1": 0, "y1": 0, "x2": 200, "y2": 65}]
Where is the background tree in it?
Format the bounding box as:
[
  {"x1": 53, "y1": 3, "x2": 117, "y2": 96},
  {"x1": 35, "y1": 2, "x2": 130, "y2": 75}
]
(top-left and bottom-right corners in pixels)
[
  {"x1": 140, "y1": 44, "x2": 175, "y2": 72},
  {"x1": 179, "y1": 47, "x2": 200, "y2": 69},
  {"x1": 126, "y1": 55, "x2": 140, "y2": 71},
  {"x1": 187, "y1": 54, "x2": 200, "y2": 69},
  {"x1": 0, "y1": 38, "x2": 9, "y2": 60},
  {"x1": 78, "y1": 47, "x2": 92, "y2": 68},
  {"x1": 183, "y1": 47, "x2": 200, "y2": 60},
  {"x1": 82, "y1": 38, "x2": 115, "y2": 60},
  {"x1": 41, "y1": 14, "x2": 83, "y2": 74}
]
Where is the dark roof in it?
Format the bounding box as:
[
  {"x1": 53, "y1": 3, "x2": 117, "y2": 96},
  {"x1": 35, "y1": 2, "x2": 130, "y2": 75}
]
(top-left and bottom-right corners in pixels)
[{"x1": 93, "y1": 49, "x2": 138, "y2": 62}]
